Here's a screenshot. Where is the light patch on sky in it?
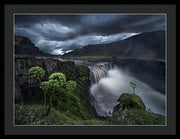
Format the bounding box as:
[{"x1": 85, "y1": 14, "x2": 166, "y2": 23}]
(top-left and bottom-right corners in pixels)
[
  {"x1": 51, "y1": 49, "x2": 73, "y2": 55},
  {"x1": 51, "y1": 48, "x2": 64, "y2": 55},
  {"x1": 65, "y1": 50, "x2": 73, "y2": 53}
]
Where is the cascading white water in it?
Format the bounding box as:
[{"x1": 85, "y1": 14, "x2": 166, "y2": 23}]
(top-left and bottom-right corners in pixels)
[
  {"x1": 88, "y1": 63, "x2": 112, "y2": 84},
  {"x1": 89, "y1": 66, "x2": 165, "y2": 117}
]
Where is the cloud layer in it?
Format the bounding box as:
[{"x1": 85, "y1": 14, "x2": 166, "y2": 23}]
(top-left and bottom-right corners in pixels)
[{"x1": 15, "y1": 14, "x2": 165, "y2": 55}]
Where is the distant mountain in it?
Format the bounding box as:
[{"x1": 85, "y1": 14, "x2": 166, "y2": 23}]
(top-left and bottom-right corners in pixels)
[
  {"x1": 63, "y1": 30, "x2": 165, "y2": 59},
  {"x1": 15, "y1": 35, "x2": 52, "y2": 57}
]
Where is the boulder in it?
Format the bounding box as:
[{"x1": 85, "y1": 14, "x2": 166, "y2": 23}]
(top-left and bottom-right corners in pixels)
[{"x1": 112, "y1": 93, "x2": 146, "y2": 116}]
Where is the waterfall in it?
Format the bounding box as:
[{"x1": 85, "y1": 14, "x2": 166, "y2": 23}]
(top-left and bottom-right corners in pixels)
[
  {"x1": 88, "y1": 62, "x2": 112, "y2": 84},
  {"x1": 88, "y1": 62, "x2": 114, "y2": 117}
]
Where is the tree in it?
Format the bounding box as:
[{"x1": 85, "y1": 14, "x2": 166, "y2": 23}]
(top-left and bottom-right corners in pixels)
[
  {"x1": 40, "y1": 72, "x2": 67, "y2": 116},
  {"x1": 28, "y1": 67, "x2": 77, "y2": 119},
  {"x1": 44, "y1": 79, "x2": 61, "y2": 116},
  {"x1": 28, "y1": 66, "x2": 45, "y2": 83},
  {"x1": 129, "y1": 81, "x2": 137, "y2": 94}
]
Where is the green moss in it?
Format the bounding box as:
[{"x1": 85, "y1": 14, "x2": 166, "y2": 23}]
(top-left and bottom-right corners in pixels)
[{"x1": 117, "y1": 93, "x2": 146, "y2": 110}]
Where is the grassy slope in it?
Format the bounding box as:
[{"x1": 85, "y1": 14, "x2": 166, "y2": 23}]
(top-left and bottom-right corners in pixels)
[{"x1": 15, "y1": 104, "x2": 109, "y2": 125}]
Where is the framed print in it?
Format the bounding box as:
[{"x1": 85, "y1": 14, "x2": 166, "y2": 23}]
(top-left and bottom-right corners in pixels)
[{"x1": 4, "y1": 4, "x2": 176, "y2": 135}]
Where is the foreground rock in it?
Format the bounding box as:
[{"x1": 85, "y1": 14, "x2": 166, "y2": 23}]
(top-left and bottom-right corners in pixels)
[{"x1": 111, "y1": 93, "x2": 165, "y2": 125}]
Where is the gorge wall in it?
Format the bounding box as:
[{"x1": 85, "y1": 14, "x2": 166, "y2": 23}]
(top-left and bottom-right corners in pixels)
[{"x1": 15, "y1": 56, "x2": 91, "y2": 105}]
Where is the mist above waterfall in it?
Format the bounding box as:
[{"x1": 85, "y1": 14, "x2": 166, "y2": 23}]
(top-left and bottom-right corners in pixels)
[{"x1": 90, "y1": 67, "x2": 165, "y2": 117}]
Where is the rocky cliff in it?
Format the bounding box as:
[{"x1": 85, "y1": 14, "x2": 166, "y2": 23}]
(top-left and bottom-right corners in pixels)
[{"x1": 15, "y1": 56, "x2": 91, "y2": 104}]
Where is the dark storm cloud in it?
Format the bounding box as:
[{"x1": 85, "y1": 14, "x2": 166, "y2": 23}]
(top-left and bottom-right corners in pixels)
[
  {"x1": 15, "y1": 15, "x2": 83, "y2": 27},
  {"x1": 76, "y1": 15, "x2": 165, "y2": 36},
  {"x1": 15, "y1": 14, "x2": 165, "y2": 54}
]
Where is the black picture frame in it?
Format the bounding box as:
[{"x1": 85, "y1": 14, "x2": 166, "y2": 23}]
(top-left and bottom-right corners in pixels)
[{"x1": 4, "y1": 4, "x2": 176, "y2": 135}]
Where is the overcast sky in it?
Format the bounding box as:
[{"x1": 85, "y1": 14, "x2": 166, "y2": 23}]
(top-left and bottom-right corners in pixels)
[{"x1": 15, "y1": 14, "x2": 165, "y2": 55}]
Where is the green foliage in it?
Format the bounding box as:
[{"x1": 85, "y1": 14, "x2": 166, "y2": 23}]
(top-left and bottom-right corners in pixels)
[
  {"x1": 130, "y1": 81, "x2": 136, "y2": 85},
  {"x1": 56, "y1": 90, "x2": 92, "y2": 120},
  {"x1": 28, "y1": 66, "x2": 45, "y2": 82},
  {"x1": 48, "y1": 79, "x2": 61, "y2": 92},
  {"x1": 40, "y1": 81, "x2": 50, "y2": 92},
  {"x1": 66, "y1": 81, "x2": 77, "y2": 92},
  {"x1": 39, "y1": 72, "x2": 67, "y2": 116},
  {"x1": 40, "y1": 73, "x2": 66, "y2": 94},
  {"x1": 48, "y1": 72, "x2": 66, "y2": 87},
  {"x1": 129, "y1": 81, "x2": 137, "y2": 94},
  {"x1": 48, "y1": 64, "x2": 94, "y2": 119}
]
